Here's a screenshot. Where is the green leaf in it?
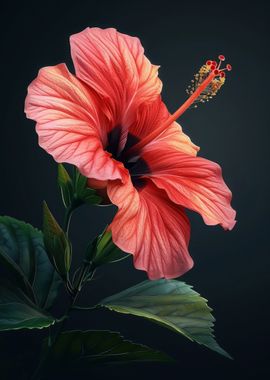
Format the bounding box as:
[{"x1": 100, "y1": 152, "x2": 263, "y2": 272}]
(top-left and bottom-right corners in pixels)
[
  {"x1": 0, "y1": 246, "x2": 36, "y2": 303},
  {"x1": 100, "y1": 279, "x2": 231, "y2": 359},
  {"x1": 46, "y1": 330, "x2": 172, "y2": 367},
  {"x1": 43, "y1": 202, "x2": 72, "y2": 278},
  {"x1": 0, "y1": 282, "x2": 56, "y2": 331},
  {"x1": 0, "y1": 216, "x2": 59, "y2": 331},
  {"x1": 0, "y1": 216, "x2": 61, "y2": 309},
  {"x1": 58, "y1": 164, "x2": 73, "y2": 208},
  {"x1": 87, "y1": 229, "x2": 128, "y2": 266}
]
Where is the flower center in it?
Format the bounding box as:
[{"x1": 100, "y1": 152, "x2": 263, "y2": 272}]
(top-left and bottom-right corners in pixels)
[
  {"x1": 106, "y1": 126, "x2": 149, "y2": 188},
  {"x1": 125, "y1": 55, "x2": 232, "y2": 158}
]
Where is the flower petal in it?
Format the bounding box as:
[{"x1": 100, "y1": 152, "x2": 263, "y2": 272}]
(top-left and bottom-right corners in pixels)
[
  {"x1": 70, "y1": 27, "x2": 162, "y2": 150},
  {"x1": 142, "y1": 148, "x2": 236, "y2": 230},
  {"x1": 127, "y1": 97, "x2": 199, "y2": 156},
  {"x1": 107, "y1": 177, "x2": 193, "y2": 280},
  {"x1": 25, "y1": 64, "x2": 125, "y2": 181}
]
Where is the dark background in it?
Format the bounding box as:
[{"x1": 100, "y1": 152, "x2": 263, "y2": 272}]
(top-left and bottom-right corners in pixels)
[{"x1": 0, "y1": 0, "x2": 269, "y2": 379}]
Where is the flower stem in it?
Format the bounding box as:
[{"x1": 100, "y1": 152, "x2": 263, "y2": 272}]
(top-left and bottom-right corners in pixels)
[
  {"x1": 63, "y1": 205, "x2": 73, "y2": 235},
  {"x1": 31, "y1": 265, "x2": 92, "y2": 380},
  {"x1": 31, "y1": 204, "x2": 80, "y2": 380}
]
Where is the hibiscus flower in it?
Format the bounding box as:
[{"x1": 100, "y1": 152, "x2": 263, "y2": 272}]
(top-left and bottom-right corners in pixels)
[{"x1": 25, "y1": 27, "x2": 236, "y2": 280}]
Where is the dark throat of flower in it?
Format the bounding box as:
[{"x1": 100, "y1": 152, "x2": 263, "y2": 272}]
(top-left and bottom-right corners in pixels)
[
  {"x1": 106, "y1": 127, "x2": 150, "y2": 187},
  {"x1": 125, "y1": 55, "x2": 232, "y2": 158}
]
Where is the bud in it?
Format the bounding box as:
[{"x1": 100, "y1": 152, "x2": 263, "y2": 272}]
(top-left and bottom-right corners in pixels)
[
  {"x1": 86, "y1": 229, "x2": 128, "y2": 267},
  {"x1": 43, "y1": 201, "x2": 72, "y2": 280}
]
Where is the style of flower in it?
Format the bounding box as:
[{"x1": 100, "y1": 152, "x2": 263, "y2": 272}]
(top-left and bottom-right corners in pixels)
[{"x1": 25, "y1": 28, "x2": 236, "y2": 280}]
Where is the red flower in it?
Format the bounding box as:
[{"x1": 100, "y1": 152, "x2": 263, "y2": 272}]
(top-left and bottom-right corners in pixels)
[{"x1": 25, "y1": 28, "x2": 236, "y2": 280}]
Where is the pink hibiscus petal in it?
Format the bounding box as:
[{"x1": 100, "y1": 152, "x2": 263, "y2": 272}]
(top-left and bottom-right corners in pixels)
[
  {"x1": 70, "y1": 27, "x2": 162, "y2": 151},
  {"x1": 25, "y1": 63, "x2": 126, "y2": 181},
  {"x1": 142, "y1": 148, "x2": 236, "y2": 230},
  {"x1": 127, "y1": 97, "x2": 199, "y2": 157},
  {"x1": 107, "y1": 176, "x2": 193, "y2": 280}
]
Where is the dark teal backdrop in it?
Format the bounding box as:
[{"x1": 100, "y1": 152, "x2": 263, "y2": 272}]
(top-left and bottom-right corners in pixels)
[{"x1": 0, "y1": 0, "x2": 269, "y2": 378}]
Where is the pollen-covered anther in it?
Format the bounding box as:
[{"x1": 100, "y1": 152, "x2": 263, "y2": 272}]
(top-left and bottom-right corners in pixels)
[{"x1": 186, "y1": 55, "x2": 232, "y2": 109}]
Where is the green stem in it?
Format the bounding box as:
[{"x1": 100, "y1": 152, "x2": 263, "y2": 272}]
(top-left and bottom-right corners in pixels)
[
  {"x1": 74, "y1": 261, "x2": 94, "y2": 291},
  {"x1": 32, "y1": 205, "x2": 77, "y2": 379},
  {"x1": 32, "y1": 168, "x2": 104, "y2": 378},
  {"x1": 63, "y1": 205, "x2": 73, "y2": 235},
  {"x1": 31, "y1": 287, "x2": 81, "y2": 379},
  {"x1": 31, "y1": 257, "x2": 95, "y2": 379}
]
